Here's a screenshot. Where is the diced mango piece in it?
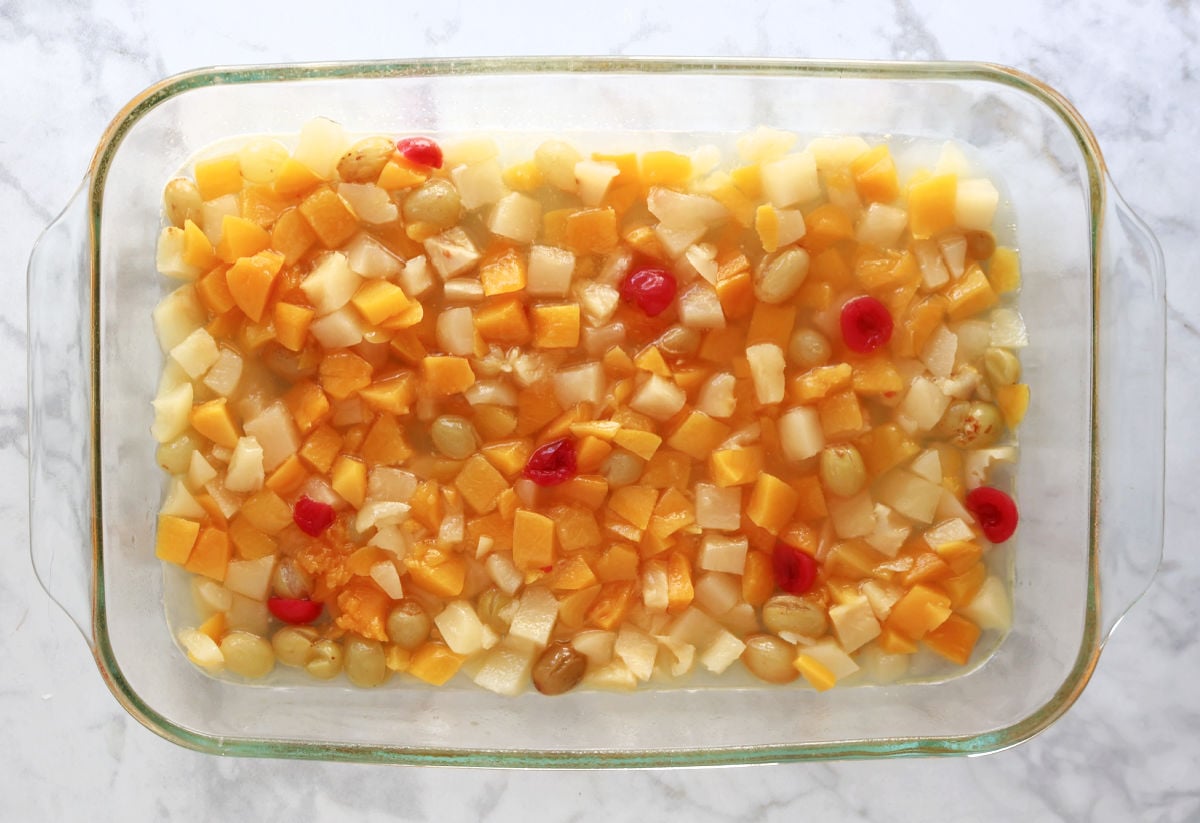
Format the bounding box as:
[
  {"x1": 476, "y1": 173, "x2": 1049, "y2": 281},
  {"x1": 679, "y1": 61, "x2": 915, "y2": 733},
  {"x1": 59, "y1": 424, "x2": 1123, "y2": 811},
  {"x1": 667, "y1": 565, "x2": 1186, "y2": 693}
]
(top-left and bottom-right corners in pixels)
[
  {"x1": 989, "y1": 247, "x2": 1021, "y2": 294},
  {"x1": 351, "y1": 279, "x2": 410, "y2": 325},
  {"x1": 284, "y1": 380, "x2": 330, "y2": 434},
  {"x1": 331, "y1": 455, "x2": 367, "y2": 508},
  {"x1": 299, "y1": 424, "x2": 343, "y2": 474},
  {"x1": 877, "y1": 624, "x2": 919, "y2": 655},
  {"x1": 802, "y1": 204, "x2": 854, "y2": 252},
  {"x1": 228, "y1": 515, "x2": 277, "y2": 560},
  {"x1": 273, "y1": 158, "x2": 323, "y2": 198},
  {"x1": 996, "y1": 383, "x2": 1030, "y2": 429},
  {"x1": 608, "y1": 486, "x2": 659, "y2": 531},
  {"x1": 564, "y1": 208, "x2": 618, "y2": 255},
  {"x1": 665, "y1": 412, "x2": 731, "y2": 461},
  {"x1": 792, "y1": 474, "x2": 828, "y2": 521},
  {"x1": 746, "y1": 473, "x2": 799, "y2": 535},
  {"x1": 238, "y1": 489, "x2": 293, "y2": 534},
  {"x1": 746, "y1": 302, "x2": 796, "y2": 350},
  {"x1": 480, "y1": 248, "x2": 527, "y2": 296},
  {"x1": 155, "y1": 515, "x2": 200, "y2": 565},
  {"x1": 530, "y1": 303, "x2": 581, "y2": 349},
  {"x1": 407, "y1": 642, "x2": 465, "y2": 685},
  {"x1": 474, "y1": 297, "x2": 532, "y2": 345},
  {"x1": 551, "y1": 554, "x2": 599, "y2": 591},
  {"x1": 197, "y1": 611, "x2": 227, "y2": 643},
  {"x1": 215, "y1": 215, "x2": 271, "y2": 263},
  {"x1": 191, "y1": 398, "x2": 240, "y2": 448},
  {"x1": 195, "y1": 266, "x2": 236, "y2": 315},
  {"x1": 359, "y1": 375, "x2": 416, "y2": 416},
  {"x1": 586, "y1": 580, "x2": 637, "y2": 630},
  {"x1": 790, "y1": 363, "x2": 853, "y2": 403},
  {"x1": 708, "y1": 446, "x2": 764, "y2": 487},
  {"x1": 594, "y1": 543, "x2": 640, "y2": 582},
  {"x1": 225, "y1": 249, "x2": 283, "y2": 323},
  {"x1": 406, "y1": 549, "x2": 467, "y2": 598},
  {"x1": 850, "y1": 144, "x2": 899, "y2": 204},
  {"x1": 611, "y1": 428, "x2": 662, "y2": 461},
  {"x1": 274, "y1": 302, "x2": 314, "y2": 352},
  {"x1": 319, "y1": 350, "x2": 373, "y2": 400},
  {"x1": 513, "y1": 509, "x2": 556, "y2": 571},
  {"x1": 266, "y1": 454, "x2": 308, "y2": 496},
  {"x1": 182, "y1": 219, "x2": 218, "y2": 270},
  {"x1": 455, "y1": 454, "x2": 510, "y2": 514},
  {"x1": 941, "y1": 562, "x2": 988, "y2": 608},
  {"x1": 184, "y1": 527, "x2": 231, "y2": 582},
  {"x1": 377, "y1": 158, "x2": 429, "y2": 191},
  {"x1": 502, "y1": 159, "x2": 542, "y2": 192},
  {"x1": 480, "y1": 439, "x2": 533, "y2": 478},
  {"x1": 944, "y1": 265, "x2": 999, "y2": 321},
  {"x1": 360, "y1": 413, "x2": 413, "y2": 466},
  {"x1": 908, "y1": 174, "x2": 957, "y2": 239},
  {"x1": 923, "y1": 613, "x2": 982, "y2": 665},
  {"x1": 793, "y1": 653, "x2": 838, "y2": 692},
  {"x1": 641, "y1": 151, "x2": 692, "y2": 189},
  {"x1": 740, "y1": 549, "x2": 774, "y2": 607},
  {"x1": 271, "y1": 207, "x2": 318, "y2": 265},
  {"x1": 851, "y1": 356, "x2": 904, "y2": 396},
  {"x1": 885, "y1": 583, "x2": 953, "y2": 640},
  {"x1": 299, "y1": 185, "x2": 359, "y2": 249},
  {"x1": 933, "y1": 540, "x2": 983, "y2": 576},
  {"x1": 194, "y1": 154, "x2": 242, "y2": 201},
  {"x1": 818, "y1": 390, "x2": 864, "y2": 440},
  {"x1": 422, "y1": 356, "x2": 476, "y2": 395}
]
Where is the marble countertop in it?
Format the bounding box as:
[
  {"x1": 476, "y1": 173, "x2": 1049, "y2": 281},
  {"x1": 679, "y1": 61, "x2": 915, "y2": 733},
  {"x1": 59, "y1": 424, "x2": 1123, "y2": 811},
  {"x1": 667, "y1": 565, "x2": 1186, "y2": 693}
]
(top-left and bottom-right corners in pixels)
[{"x1": 4, "y1": 1, "x2": 1198, "y2": 820}]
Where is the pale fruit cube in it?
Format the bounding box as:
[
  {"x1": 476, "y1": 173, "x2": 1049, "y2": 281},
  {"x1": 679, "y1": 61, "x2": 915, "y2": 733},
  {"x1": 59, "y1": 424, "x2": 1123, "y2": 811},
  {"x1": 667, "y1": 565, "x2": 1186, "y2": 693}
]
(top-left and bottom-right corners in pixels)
[
  {"x1": 576, "y1": 281, "x2": 620, "y2": 325},
  {"x1": 443, "y1": 136, "x2": 499, "y2": 167},
  {"x1": 435, "y1": 305, "x2": 476, "y2": 356},
  {"x1": 960, "y1": 576, "x2": 1012, "y2": 631},
  {"x1": 160, "y1": 476, "x2": 205, "y2": 519},
  {"x1": 685, "y1": 243, "x2": 719, "y2": 284},
  {"x1": 488, "y1": 191, "x2": 541, "y2": 243},
  {"x1": 658, "y1": 637, "x2": 697, "y2": 677},
  {"x1": 226, "y1": 593, "x2": 270, "y2": 635},
  {"x1": 699, "y1": 629, "x2": 746, "y2": 674},
  {"x1": 746, "y1": 342, "x2": 786, "y2": 404},
  {"x1": 829, "y1": 595, "x2": 881, "y2": 653},
  {"x1": 202, "y1": 348, "x2": 243, "y2": 397},
  {"x1": 955, "y1": 178, "x2": 1000, "y2": 231},
  {"x1": 400, "y1": 255, "x2": 435, "y2": 298},
  {"x1": 778, "y1": 405, "x2": 824, "y2": 461},
  {"x1": 646, "y1": 186, "x2": 727, "y2": 228},
  {"x1": 464, "y1": 379, "x2": 517, "y2": 407},
  {"x1": 861, "y1": 580, "x2": 904, "y2": 622},
  {"x1": 434, "y1": 601, "x2": 486, "y2": 656},
  {"x1": 914, "y1": 239, "x2": 950, "y2": 290},
  {"x1": 908, "y1": 449, "x2": 942, "y2": 484},
  {"x1": 614, "y1": 624, "x2": 658, "y2": 681},
  {"x1": 178, "y1": 629, "x2": 224, "y2": 671},
  {"x1": 665, "y1": 606, "x2": 723, "y2": 649},
  {"x1": 629, "y1": 374, "x2": 686, "y2": 421},
  {"x1": 224, "y1": 436, "x2": 265, "y2": 493},
  {"x1": 571, "y1": 630, "x2": 617, "y2": 668},
  {"x1": 939, "y1": 234, "x2": 967, "y2": 279},
  {"x1": 337, "y1": 183, "x2": 397, "y2": 224},
  {"x1": 368, "y1": 525, "x2": 408, "y2": 554},
  {"x1": 857, "y1": 642, "x2": 911, "y2": 684},
  {"x1": 553, "y1": 362, "x2": 605, "y2": 407},
  {"x1": 828, "y1": 490, "x2": 876, "y2": 539},
  {"x1": 934, "y1": 141, "x2": 971, "y2": 176},
  {"x1": 367, "y1": 467, "x2": 418, "y2": 502},
  {"x1": 574, "y1": 159, "x2": 620, "y2": 207},
  {"x1": 990, "y1": 308, "x2": 1029, "y2": 348},
  {"x1": 875, "y1": 469, "x2": 942, "y2": 523},
  {"x1": 224, "y1": 554, "x2": 276, "y2": 601},
  {"x1": 693, "y1": 571, "x2": 741, "y2": 616},
  {"x1": 694, "y1": 484, "x2": 741, "y2": 531},
  {"x1": 301, "y1": 252, "x2": 362, "y2": 315},
  {"x1": 899, "y1": 376, "x2": 951, "y2": 431},
  {"x1": 508, "y1": 586, "x2": 558, "y2": 647},
  {"x1": 485, "y1": 553, "x2": 523, "y2": 595},
  {"x1": 355, "y1": 501, "x2": 410, "y2": 533},
  {"x1": 424, "y1": 228, "x2": 481, "y2": 280},
  {"x1": 697, "y1": 534, "x2": 749, "y2": 574},
  {"x1": 153, "y1": 285, "x2": 206, "y2": 352},
  {"x1": 864, "y1": 503, "x2": 910, "y2": 557},
  {"x1": 923, "y1": 517, "x2": 975, "y2": 548},
  {"x1": 451, "y1": 158, "x2": 506, "y2": 209},
  {"x1": 156, "y1": 227, "x2": 199, "y2": 280},
  {"x1": 953, "y1": 319, "x2": 992, "y2": 368},
  {"x1": 534, "y1": 140, "x2": 581, "y2": 191},
  {"x1": 806, "y1": 135, "x2": 871, "y2": 168},
  {"x1": 187, "y1": 452, "x2": 218, "y2": 489},
  {"x1": 442, "y1": 279, "x2": 484, "y2": 304},
  {"x1": 582, "y1": 660, "x2": 638, "y2": 691},
  {"x1": 643, "y1": 561, "x2": 669, "y2": 612},
  {"x1": 696, "y1": 373, "x2": 737, "y2": 419},
  {"x1": 473, "y1": 640, "x2": 536, "y2": 696},
  {"x1": 346, "y1": 235, "x2": 402, "y2": 279},
  {"x1": 774, "y1": 207, "x2": 808, "y2": 247},
  {"x1": 200, "y1": 195, "x2": 239, "y2": 245},
  {"x1": 526, "y1": 245, "x2": 576, "y2": 297},
  {"x1": 309, "y1": 306, "x2": 365, "y2": 349},
  {"x1": 655, "y1": 223, "x2": 706, "y2": 258},
  {"x1": 243, "y1": 402, "x2": 300, "y2": 473},
  {"x1": 193, "y1": 577, "x2": 234, "y2": 614},
  {"x1": 797, "y1": 638, "x2": 859, "y2": 681},
  {"x1": 856, "y1": 202, "x2": 908, "y2": 247},
  {"x1": 151, "y1": 382, "x2": 193, "y2": 443},
  {"x1": 369, "y1": 561, "x2": 405, "y2": 599},
  {"x1": 736, "y1": 127, "x2": 797, "y2": 164},
  {"x1": 294, "y1": 117, "x2": 349, "y2": 179},
  {"x1": 762, "y1": 151, "x2": 819, "y2": 208},
  {"x1": 935, "y1": 488, "x2": 974, "y2": 522},
  {"x1": 678, "y1": 282, "x2": 725, "y2": 329}
]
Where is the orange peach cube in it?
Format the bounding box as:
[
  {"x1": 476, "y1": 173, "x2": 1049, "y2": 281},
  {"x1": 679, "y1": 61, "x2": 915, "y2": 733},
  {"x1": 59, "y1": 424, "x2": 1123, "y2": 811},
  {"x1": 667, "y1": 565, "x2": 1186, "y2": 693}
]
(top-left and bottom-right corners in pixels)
[{"x1": 530, "y1": 303, "x2": 581, "y2": 349}]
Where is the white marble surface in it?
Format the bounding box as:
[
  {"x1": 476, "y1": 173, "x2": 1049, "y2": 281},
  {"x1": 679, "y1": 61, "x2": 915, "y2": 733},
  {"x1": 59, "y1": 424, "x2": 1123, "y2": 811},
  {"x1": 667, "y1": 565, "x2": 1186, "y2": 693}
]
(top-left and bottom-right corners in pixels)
[{"x1": 3, "y1": 1, "x2": 1198, "y2": 820}]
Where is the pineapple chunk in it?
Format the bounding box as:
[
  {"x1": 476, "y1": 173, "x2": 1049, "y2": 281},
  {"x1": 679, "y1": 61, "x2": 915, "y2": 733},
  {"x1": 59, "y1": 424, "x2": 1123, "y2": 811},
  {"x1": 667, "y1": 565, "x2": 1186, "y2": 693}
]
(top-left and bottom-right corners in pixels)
[
  {"x1": 526, "y1": 245, "x2": 576, "y2": 297},
  {"x1": 629, "y1": 374, "x2": 686, "y2": 421},
  {"x1": 301, "y1": 252, "x2": 362, "y2": 315},
  {"x1": 778, "y1": 406, "x2": 825, "y2": 461},
  {"x1": 762, "y1": 151, "x2": 819, "y2": 207},
  {"x1": 434, "y1": 601, "x2": 487, "y2": 656},
  {"x1": 488, "y1": 192, "x2": 542, "y2": 243},
  {"x1": 224, "y1": 437, "x2": 265, "y2": 493},
  {"x1": 746, "y1": 342, "x2": 786, "y2": 404},
  {"x1": 829, "y1": 595, "x2": 882, "y2": 653}
]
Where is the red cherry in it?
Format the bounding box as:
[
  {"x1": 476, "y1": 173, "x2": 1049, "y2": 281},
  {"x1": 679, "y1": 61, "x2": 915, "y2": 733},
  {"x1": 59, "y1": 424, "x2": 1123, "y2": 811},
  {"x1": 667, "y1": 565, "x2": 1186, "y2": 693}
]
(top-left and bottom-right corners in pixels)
[
  {"x1": 965, "y1": 486, "x2": 1019, "y2": 543},
  {"x1": 293, "y1": 495, "x2": 335, "y2": 537},
  {"x1": 268, "y1": 597, "x2": 324, "y2": 625},
  {"x1": 772, "y1": 542, "x2": 818, "y2": 595},
  {"x1": 522, "y1": 437, "x2": 577, "y2": 486},
  {"x1": 840, "y1": 295, "x2": 894, "y2": 353},
  {"x1": 396, "y1": 136, "x2": 443, "y2": 169},
  {"x1": 620, "y1": 266, "x2": 677, "y2": 317}
]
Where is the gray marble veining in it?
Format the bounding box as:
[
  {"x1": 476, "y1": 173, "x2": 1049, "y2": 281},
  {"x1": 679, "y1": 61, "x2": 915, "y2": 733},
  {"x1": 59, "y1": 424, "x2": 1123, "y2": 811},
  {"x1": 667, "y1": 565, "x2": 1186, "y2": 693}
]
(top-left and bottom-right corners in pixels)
[{"x1": 3, "y1": 0, "x2": 1199, "y2": 821}]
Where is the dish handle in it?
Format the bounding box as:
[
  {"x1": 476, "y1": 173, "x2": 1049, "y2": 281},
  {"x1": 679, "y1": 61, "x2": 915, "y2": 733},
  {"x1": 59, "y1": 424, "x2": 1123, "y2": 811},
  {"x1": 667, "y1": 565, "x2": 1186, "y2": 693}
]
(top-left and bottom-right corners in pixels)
[
  {"x1": 27, "y1": 184, "x2": 95, "y2": 648},
  {"x1": 1095, "y1": 183, "x2": 1167, "y2": 642}
]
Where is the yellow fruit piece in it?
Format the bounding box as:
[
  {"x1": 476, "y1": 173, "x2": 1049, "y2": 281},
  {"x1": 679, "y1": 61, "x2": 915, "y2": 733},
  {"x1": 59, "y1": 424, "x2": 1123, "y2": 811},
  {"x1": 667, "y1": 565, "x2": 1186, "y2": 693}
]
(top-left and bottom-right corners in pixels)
[
  {"x1": 194, "y1": 154, "x2": 243, "y2": 201},
  {"x1": 586, "y1": 580, "x2": 637, "y2": 630},
  {"x1": 851, "y1": 357, "x2": 904, "y2": 396},
  {"x1": 792, "y1": 474, "x2": 827, "y2": 520},
  {"x1": 826, "y1": 541, "x2": 887, "y2": 580},
  {"x1": 741, "y1": 550, "x2": 773, "y2": 606},
  {"x1": 351, "y1": 279, "x2": 410, "y2": 325},
  {"x1": 215, "y1": 215, "x2": 271, "y2": 263},
  {"x1": 406, "y1": 549, "x2": 467, "y2": 598},
  {"x1": 193, "y1": 494, "x2": 226, "y2": 527},
  {"x1": 705, "y1": 174, "x2": 755, "y2": 227},
  {"x1": 996, "y1": 383, "x2": 1030, "y2": 428},
  {"x1": 878, "y1": 624, "x2": 919, "y2": 655},
  {"x1": 665, "y1": 412, "x2": 731, "y2": 461},
  {"x1": 480, "y1": 439, "x2": 532, "y2": 478},
  {"x1": 568, "y1": 420, "x2": 621, "y2": 441},
  {"x1": 359, "y1": 375, "x2": 416, "y2": 417},
  {"x1": 195, "y1": 266, "x2": 235, "y2": 315},
  {"x1": 273, "y1": 158, "x2": 323, "y2": 198},
  {"x1": 793, "y1": 653, "x2": 837, "y2": 692},
  {"x1": 474, "y1": 405, "x2": 519, "y2": 441},
  {"x1": 558, "y1": 585, "x2": 602, "y2": 629},
  {"x1": 708, "y1": 446, "x2": 764, "y2": 487},
  {"x1": 932, "y1": 540, "x2": 983, "y2": 576},
  {"x1": 319, "y1": 350, "x2": 374, "y2": 400},
  {"x1": 284, "y1": 380, "x2": 331, "y2": 435},
  {"x1": 228, "y1": 515, "x2": 277, "y2": 560},
  {"x1": 746, "y1": 473, "x2": 799, "y2": 535},
  {"x1": 299, "y1": 185, "x2": 359, "y2": 249},
  {"x1": 856, "y1": 248, "x2": 920, "y2": 294},
  {"x1": 271, "y1": 207, "x2": 318, "y2": 265},
  {"x1": 633, "y1": 345, "x2": 672, "y2": 377},
  {"x1": 623, "y1": 224, "x2": 666, "y2": 260},
  {"x1": 377, "y1": 158, "x2": 429, "y2": 191},
  {"x1": 273, "y1": 302, "x2": 314, "y2": 352},
  {"x1": 818, "y1": 390, "x2": 864, "y2": 440},
  {"x1": 502, "y1": 159, "x2": 543, "y2": 192},
  {"x1": 850, "y1": 144, "x2": 899, "y2": 204},
  {"x1": 191, "y1": 398, "x2": 240, "y2": 449},
  {"x1": 551, "y1": 554, "x2": 599, "y2": 592},
  {"x1": 266, "y1": 454, "x2": 308, "y2": 496},
  {"x1": 551, "y1": 505, "x2": 602, "y2": 552},
  {"x1": 746, "y1": 302, "x2": 796, "y2": 350},
  {"x1": 564, "y1": 208, "x2": 618, "y2": 255},
  {"x1": 197, "y1": 611, "x2": 226, "y2": 643},
  {"x1": 755, "y1": 204, "x2": 781, "y2": 253},
  {"x1": 155, "y1": 515, "x2": 200, "y2": 565},
  {"x1": 182, "y1": 220, "x2": 218, "y2": 270},
  {"x1": 944, "y1": 265, "x2": 1000, "y2": 321},
  {"x1": 480, "y1": 248, "x2": 527, "y2": 296},
  {"x1": 455, "y1": 454, "x2": 510, "y2": 514},
  {"x1": 802, "y1": 204, "x2": 855, "y2": 252},
  {"x1": 594, "y1": 543, "x2": 640, "y2": 582},
  {"x1": 530, "y1": 303, "x2": 581, "y2": 349},
  {"x1": 331, "y1": 455, "x2": 367, "y2": 509},
  {"x1": 239, "y1": 185, "x2": 294, "y2": 228},
  {"x1": 335, "y1": 578, "x2": 391, "y2": 641},
  {"x1": 885, "y1": 583, "x2": 953, "y2": 640},
  {"x1": 648, "y1": 487, "x2": 695, "y2": 540},
  {"x1": 422, "y1": 356, "x2": 476, "y2": 395},
  {"x1": 474, "y1": 297, "x2": 532, "y2": 345},
  {"x1": 184, "y1": 527, "x2": 230, "y2": 582},
  {"x1": 385, "y1": 645, "x2": 412, "y2": 673},
  {"x1": 923, "y1": 613, "x2": 982, "y2": 665},
  {"x1": 558, "y1": 475, "x2": 609, "y2": 510},
  {"x1": 608, "y1": 486, "x2": 659, "y2": 531},
  {"x1": 513, "y1": 509, "x2": 556, "y2": 571},
  {"x1": 611, "y1": 428, "x2": 662, "y2": 461},
  {"x1": 641, "y1": 151, "x2": 691, "y2": 189},
  {"x1": 908, "y1": 174, "x2": 957, "y2": 239},
  {"x1": 790, "y1": 363, "x2": 853, "y2": 403},
  {"x1": 664, "y1": 552, "x2": 694, "y2": 614},
  {"x1": 361, "y1": 414, "x2": 413, "y2": 466},
  {"x1": 941, "y1": 562, "x2": 987, "y2": 608},
  {"x1": 239, "y1": 489, "x2": 293, "y2": 534},
  {"x1": 893, "y1": 295, "x2": 947, "y2": 358},
  {"x1": 988, "y1": 247, "x2": 1021, "y2": 294},
  {"x1": 299, "y1": 424, "x2": 343, "y2": 474},
  {"x1": 226, "y1": 249, "x2": 283, "y2": 323}
]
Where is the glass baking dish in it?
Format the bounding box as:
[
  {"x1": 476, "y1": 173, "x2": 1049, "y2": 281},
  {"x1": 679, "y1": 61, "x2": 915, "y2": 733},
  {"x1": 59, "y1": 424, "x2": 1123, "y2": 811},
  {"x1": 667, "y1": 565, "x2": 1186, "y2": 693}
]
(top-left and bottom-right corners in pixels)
[{"x1": 27, "y1": 57, "x2": 1165, "y2": 766}]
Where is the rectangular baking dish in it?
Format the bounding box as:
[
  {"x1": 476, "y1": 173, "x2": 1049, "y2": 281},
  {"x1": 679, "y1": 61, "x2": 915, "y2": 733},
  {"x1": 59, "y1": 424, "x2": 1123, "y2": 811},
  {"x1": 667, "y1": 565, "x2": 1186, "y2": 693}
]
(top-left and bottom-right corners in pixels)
[{"x1": 27, "y1": 57, "x2": 1165, "y2": 766}]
